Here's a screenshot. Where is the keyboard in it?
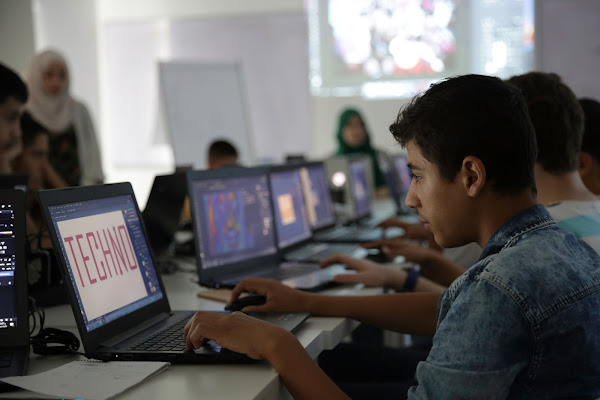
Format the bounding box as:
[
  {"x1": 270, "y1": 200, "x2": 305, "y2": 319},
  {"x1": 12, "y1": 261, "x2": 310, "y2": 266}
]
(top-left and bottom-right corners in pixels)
[
  {"x1": 131, "y1": 318, "x2": 190, "y2": 352},
  {"x1": 285, "y1": 243, "x2": 359, "y2": 262}
]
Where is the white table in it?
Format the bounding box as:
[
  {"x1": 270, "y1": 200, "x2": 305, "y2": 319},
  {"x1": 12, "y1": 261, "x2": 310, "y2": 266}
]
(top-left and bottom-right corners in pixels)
[{"x1": 5, "y1": 270, "x2": 381, "y2": 400}]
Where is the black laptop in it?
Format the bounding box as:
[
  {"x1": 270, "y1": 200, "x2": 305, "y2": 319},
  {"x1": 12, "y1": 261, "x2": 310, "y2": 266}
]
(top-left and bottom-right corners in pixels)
[
  {"x1": 37, "y1": 183, "x2": 309, "y2": 363},
  {"x1": 186, "y1": 167, "x2": 348, "y2": 291},
  {"x1": 142, "y1": 172, "x2": 188, "y2": 258},
  {"x1": 0, "y1": 189, "x2": 29, "y2": 388},
  {"x1": 307, "y1": 161, "x2": 403, "y2": 243},
  {"x1": 268, "y1": 163, "x2": 362, "y2": 262}
]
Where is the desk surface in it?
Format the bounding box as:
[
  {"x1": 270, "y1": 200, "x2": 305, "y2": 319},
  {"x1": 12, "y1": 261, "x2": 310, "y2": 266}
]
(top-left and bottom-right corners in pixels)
[{"x1": 6, "y1": 270, "x2": 380, "y2": 400}]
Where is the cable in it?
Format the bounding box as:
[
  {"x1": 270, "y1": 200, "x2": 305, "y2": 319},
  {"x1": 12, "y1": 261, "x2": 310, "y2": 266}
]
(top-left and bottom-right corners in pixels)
[{"x1": 28, "y1": 296, "x2": 83, "y2": 356}]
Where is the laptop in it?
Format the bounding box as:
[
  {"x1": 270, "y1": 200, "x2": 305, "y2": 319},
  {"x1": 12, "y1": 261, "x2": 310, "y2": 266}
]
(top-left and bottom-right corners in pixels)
[
  {"x1": 308, "y1": 161, "x2": 403, "y2": 243},
  {"x1": 142, "y1": 172, "x2": 188, "y2": 258},
  {"x1": 268, "y1": 163, "x2": 362, "y2": 262},
  {"x1": 37, "y1": 183, "x2": 309, "y2": 363},
  {"x1": 388, "y1": 154, "x2": 416, "y2": 216},
  {"x1": 186, "y1": 166, "x2": 349, "y2": 291},
  {"x1": 0, "y1": 189, "x2": 29, "y2": 388}
]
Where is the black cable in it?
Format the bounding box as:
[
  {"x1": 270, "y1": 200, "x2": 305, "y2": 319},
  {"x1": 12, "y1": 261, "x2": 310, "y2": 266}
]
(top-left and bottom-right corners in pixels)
[{"x1": 28, "y1": 296, "x2": 83, "y2": 356}]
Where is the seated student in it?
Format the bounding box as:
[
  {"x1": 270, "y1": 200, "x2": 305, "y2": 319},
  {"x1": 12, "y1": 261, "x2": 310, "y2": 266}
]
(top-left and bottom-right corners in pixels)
[
  {"x1": 0, "y1": 63, "x2": 27, "y2": 174},
  {"x1": 207, "y1": 139, "x2": 239, "y2": 169},
  {"x1": 12, "y1": 112, "x2": 67, "y2": 248},
  {"x1": 183, "y1": 75, "x2": 600, "y2": 399},
  {"x1": 508, "y1": 73, "x2": 600, "y2": 251},
  {"x1": 578, "y1": 98, "x2": 600, "y2": 195}
]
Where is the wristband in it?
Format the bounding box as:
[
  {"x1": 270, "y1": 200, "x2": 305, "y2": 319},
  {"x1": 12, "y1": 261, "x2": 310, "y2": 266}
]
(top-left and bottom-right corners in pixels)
[{"x1": 402, "y1": 267, "x2": 420, "y2": 292}]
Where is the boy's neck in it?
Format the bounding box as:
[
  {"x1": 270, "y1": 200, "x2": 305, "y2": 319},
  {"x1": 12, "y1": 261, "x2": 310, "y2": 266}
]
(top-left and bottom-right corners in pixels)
[
  {"x1": 534, "y1": 165, "x2": 598, "y2": 205},
  {"x1": 475, "y1": 189, "x2": 538, "y2": 249}
]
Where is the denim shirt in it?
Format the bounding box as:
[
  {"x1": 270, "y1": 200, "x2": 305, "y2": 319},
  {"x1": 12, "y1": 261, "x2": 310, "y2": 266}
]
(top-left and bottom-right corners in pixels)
[{"x1": 408, "y1": 205, "x2": 600, "y2": 399}]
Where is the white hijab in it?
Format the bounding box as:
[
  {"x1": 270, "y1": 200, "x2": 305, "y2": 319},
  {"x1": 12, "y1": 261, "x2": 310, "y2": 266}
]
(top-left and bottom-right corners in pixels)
[{"x1": 25, "y1": 49, "x2": 76, "y2": 132}]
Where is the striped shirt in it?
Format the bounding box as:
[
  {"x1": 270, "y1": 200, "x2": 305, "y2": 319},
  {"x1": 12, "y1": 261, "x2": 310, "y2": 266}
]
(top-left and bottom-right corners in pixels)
[{"x1": 546, "y1": 200, "x2": 600, "y2": 252}]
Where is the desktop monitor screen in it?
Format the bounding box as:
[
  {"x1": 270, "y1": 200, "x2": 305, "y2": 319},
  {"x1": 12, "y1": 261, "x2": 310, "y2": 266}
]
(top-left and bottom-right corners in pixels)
[
  {"x1": 190, "y1": 174, "x2": 277, "y2": 269},
  {"x1": 349, "y1": 158, "x2": 371, "y2": 218},
  {"x1": 269, "y1": 168, "x2": 312, "y2": 249},
  {"x1": 300, "y1": 163, "x2": 336, "y2": 230},
  {"x1": 47, "y1": 195, "x2": 164, "y2": 333}
]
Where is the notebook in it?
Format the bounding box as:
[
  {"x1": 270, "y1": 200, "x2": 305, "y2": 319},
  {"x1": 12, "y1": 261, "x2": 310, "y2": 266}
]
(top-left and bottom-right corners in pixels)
[
  {"x1": 0, "y1": 189, "x2": 29, "y2": 390},
  {"x1": 142, "y1": 172, "x2": 188, "y2": 258},
  {"x1": 268, "y1": 163, "x2": 362, "y2": 262},
  {"x1": 307, "y1": 161, "x2": 403, "y2": 243},
  {"x1": 186, "y1": 166, "x2": 349, "y2": 291},
  {"x1": 37, "y1": 183, "x2": 309, "y2": 363}
]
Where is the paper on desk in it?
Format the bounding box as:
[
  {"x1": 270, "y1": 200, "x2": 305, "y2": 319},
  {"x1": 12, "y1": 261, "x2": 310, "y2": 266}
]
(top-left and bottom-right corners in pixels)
[{"x1": 0, "y1": 360, "x2": 169, "y2": 400}]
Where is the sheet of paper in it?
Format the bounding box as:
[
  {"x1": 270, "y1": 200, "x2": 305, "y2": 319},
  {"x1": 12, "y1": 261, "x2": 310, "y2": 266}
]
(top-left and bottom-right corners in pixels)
[{"x1": 0, "y1": 361, "x2": 169, "y2": 400}]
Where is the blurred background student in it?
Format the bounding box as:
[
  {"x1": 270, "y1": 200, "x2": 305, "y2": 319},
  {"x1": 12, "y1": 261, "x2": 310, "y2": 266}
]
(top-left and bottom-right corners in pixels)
[
  {"x1": 25, "y1": 49, "x2": 104, "y2": 186},
  {"x1": 335, "y1": 107, "x2": 387, "y2": 197},
  {"x1": 0, "y1": 63, "x2": 27, "y2": 174},
  {"x1": 579, "y1": 98, "x2": 600, "y2": 195},
  {"x1": 207, "y1": 139, "x2": 239, "y2": 169},
  {"x1": 12, "y1": 112, "x2": 67, "y2": 248}
]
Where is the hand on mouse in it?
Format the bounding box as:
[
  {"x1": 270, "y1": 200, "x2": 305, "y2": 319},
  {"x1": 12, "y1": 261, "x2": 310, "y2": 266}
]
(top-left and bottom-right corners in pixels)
[
  {"x1": 376, "y1": 218, "x2": 428, "y2": 240},
  {"x1": 319, "y1": 254, "x2": 401, "y2": 288},
  {"x1": 183, "y1": 311, "x2": 295, "y2": 360},
  {"x1": 230, "y1": 278, "x2": 313, "y2": 313}
]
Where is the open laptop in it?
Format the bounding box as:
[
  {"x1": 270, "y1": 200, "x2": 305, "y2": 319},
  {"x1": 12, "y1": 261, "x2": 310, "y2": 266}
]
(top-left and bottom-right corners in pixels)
[
  {"x1": 0, "y1": 190, "x2": 29, "y2": 388},
  {"x1": 269, "y1": 163, "x2": 362, "y2": 262},
  {"x1": 37, "y1": 183, "x2": 309, "y2": 363},
  {"x1": 142, "y1": 172, "x2": 188, "y2": 258},
  {"x1": 186, "y1": 167, "x2": 349, "y2": 291},
  {"x1": 308, "y1": 161, "x2": 403, "y2": 243},
  {"x1": 388, "y1": 154, "x2": 416, "y2": 216}
]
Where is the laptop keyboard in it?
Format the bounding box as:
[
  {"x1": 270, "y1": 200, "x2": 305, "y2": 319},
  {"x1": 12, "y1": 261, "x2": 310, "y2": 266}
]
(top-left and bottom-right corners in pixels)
[
  {"x1": 131, "y1": 318, "x2": 189, "y2": 352},
  {"x1": 286, "y1": 243, "x2": 358, "y2": 262},
  {"x1": 256, "y1": 262, "x2": 320, "y2": 281}
]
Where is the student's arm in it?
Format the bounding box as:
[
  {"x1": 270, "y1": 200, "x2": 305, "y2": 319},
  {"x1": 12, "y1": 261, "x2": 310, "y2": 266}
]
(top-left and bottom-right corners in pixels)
[
  {"x1": 231, "y1": 278, "x2": 439, "y2": 336},
  {"x1": 184, "y1": 312, "x2": 349, "y2": 400},
  {"x1": 43, "y1": 162, "x2": 68, "y2": 189},
  {"x1": 361, "y1": 239, "x2": 465, "y2": 287},
  {"x1": 320, "y1": 254, "x2": 446, "y2": 293}
]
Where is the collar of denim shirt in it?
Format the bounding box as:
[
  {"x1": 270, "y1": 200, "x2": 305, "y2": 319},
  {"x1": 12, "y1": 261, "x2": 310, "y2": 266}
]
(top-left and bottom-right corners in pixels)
[{"x1": 477, "y1": 204, "x2": 555, "y2": 261}]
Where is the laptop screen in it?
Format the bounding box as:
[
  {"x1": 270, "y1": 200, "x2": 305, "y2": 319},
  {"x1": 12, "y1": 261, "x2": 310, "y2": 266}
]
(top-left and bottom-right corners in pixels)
[
  {"x1": 349, "y1": 158, "x2": 371, "y2": 218},
  {"x1": 393, "y1": 155, "x2": 412, "y2": 200},
  {"x1": 190, "y1": 174, "x2": 277, "y2": 269},
  {"x1": 300, "y1": 164, "x2": 336, "y2": 230},
  {"x1": 0, "y1": 204, "x2": 18, "y2": 330},
  {"x1": 270, "y1": 168, "x2": 312, "y2": 249},
  {"x1": 47, "y1": 195, "x2": 164, "y2": 333}
]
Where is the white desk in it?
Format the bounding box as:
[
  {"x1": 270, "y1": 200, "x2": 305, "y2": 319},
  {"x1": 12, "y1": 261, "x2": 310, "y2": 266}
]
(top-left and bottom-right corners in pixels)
[{"x1": 6, "y1": 270, "x2": 379, "y2": 400}]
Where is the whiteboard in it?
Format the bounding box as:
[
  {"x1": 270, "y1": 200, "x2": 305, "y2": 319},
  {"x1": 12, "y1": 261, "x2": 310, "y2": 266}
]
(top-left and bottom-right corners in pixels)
[{"x1": 159, "y1": 61, "x2": 254, "y2": 169}]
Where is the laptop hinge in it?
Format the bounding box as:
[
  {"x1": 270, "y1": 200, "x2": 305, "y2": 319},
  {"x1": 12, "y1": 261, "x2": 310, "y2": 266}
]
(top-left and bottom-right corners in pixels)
[{"x1": 100, "y1": 312, "x2": 171, "y2": 348}]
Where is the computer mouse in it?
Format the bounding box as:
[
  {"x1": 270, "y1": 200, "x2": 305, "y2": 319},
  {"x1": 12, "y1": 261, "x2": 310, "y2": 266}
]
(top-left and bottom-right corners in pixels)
[{"x1": 224, "y1": 294, "x2": 267, "y2": 312}]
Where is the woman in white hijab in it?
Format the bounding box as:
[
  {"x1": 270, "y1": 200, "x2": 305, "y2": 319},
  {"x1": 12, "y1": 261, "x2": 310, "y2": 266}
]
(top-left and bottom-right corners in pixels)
[{"x1": 25, "y1": 49, "x2": 104, "y2": 186}]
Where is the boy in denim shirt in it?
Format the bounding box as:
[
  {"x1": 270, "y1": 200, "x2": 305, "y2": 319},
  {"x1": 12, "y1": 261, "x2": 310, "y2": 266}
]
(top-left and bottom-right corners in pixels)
[{"x1": 183, "y1": 75, "x2": 600, "y2": 399}]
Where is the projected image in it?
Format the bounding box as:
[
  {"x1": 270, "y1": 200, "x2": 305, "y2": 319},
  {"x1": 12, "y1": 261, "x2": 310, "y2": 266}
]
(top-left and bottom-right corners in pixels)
[
  {"x1": 329, "y1": 0, "x2": 457, "y2": 78},
  {"x1": 205, "y1": 191, "x2": 255, "y2": 255}
]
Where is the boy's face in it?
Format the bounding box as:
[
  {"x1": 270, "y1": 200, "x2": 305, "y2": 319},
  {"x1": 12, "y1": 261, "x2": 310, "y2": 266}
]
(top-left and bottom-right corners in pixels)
[
  {"x1": 0, "y1": 96, "x2": 24, "y2": 157},
  {"x1": 404, "y1": 141, "x2": 472, "y2": 248}
]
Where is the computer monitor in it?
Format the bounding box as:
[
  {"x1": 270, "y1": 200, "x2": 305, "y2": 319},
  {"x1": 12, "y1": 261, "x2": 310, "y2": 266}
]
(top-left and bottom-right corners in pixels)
[
  {"x1": 46, "y1": 193, "x2": 165, "y2": 333},
  {"x1": 188, "y1": 172, "x2": 277, "y2": 270},
  {"x1": 269, "y1": 167, "x2": 312, "y2": 249},
  {"x1": 392, "y1": 154, "x2": 413, "y2": 202},
  {"x1": 299, "y1": 163, "x2": 336, "y2": 230}
]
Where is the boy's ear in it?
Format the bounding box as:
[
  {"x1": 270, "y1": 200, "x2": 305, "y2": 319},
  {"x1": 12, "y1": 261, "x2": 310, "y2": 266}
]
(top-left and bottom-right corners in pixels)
[
  {"x1": 579, "y1": 152, "x2": 593, "y2": 178},
  {"x1": 460, "y1": 156, "x2": 486, "y2": 197}
]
